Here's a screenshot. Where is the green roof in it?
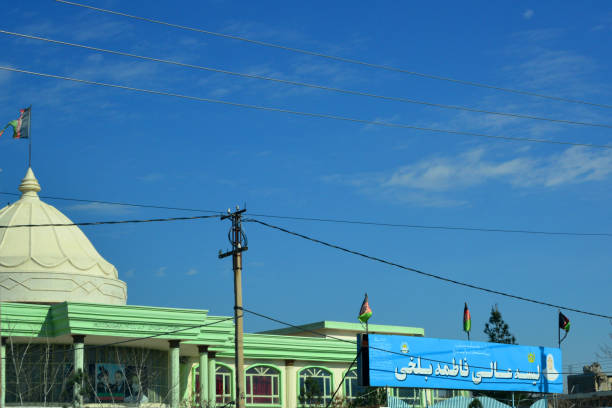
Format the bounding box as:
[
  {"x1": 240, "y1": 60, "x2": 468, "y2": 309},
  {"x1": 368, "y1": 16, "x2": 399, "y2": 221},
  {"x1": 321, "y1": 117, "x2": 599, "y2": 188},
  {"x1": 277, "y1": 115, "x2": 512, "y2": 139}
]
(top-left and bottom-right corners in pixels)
[{"x1": 258, "y1": 320, "x2": 424, "y2": 336}]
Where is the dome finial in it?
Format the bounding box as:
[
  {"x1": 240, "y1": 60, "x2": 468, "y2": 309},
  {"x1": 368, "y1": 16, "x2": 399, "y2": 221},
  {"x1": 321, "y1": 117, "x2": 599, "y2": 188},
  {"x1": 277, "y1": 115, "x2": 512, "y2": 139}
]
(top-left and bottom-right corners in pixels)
[{"x1": 18, "y1": 167, "x2": 41, "y2": 197}]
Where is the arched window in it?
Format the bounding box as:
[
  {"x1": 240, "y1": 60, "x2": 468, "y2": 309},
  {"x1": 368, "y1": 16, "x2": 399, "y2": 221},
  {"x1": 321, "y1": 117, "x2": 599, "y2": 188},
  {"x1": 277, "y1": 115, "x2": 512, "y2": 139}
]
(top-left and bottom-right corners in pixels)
[
  {"x1": 216, "y1": 365, "x2": 232, "y2": 403},
  {"x1": 298, "y1": 367, "x2": 332, "y2": 406},
  {"x1": 245, "y1": 366, "x2": 281, "y2": 405},
  {"x1": 343, "y1": 369, "x2": 366, "y2": 400}
]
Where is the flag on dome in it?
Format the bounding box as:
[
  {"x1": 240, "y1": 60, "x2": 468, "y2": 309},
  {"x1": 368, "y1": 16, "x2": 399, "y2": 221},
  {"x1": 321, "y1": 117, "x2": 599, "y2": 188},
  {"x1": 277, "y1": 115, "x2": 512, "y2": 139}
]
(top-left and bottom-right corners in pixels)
[
  {"x1": 358, "y1": 293, "x2": 372, "y2": 323},
  {"x1": 463, "y1": 302, "x2": 471, "y2": 333},
  {"x1": 559, "y1": 311, "x2": 570, "y2": 332},
  {"x1": 0, "y1": 107, "x2": 31, "y2": 139}
]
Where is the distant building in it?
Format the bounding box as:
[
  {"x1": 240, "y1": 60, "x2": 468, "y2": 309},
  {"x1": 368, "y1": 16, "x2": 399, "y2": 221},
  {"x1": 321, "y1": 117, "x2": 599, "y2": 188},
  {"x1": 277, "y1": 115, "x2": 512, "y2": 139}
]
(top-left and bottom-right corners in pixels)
[
  {"x1": 567, "y1": 362, "x2": 612, "y2": 394},
  {"x1": 0, "y1": 168, "x2": 460, "y2": 408}
]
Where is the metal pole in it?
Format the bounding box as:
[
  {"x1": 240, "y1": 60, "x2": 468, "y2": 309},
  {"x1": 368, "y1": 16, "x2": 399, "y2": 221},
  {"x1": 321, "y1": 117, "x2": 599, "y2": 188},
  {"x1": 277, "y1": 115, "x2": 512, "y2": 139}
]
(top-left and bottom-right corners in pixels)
[
  {"x1": 219, "y1": 208, "x2": 248, "y2": 408},
  {"x1": 558, "y1": 310, "x2": 560, "y2": 348},
  {"x1": 28, "y1": 106, "x2": 31, "y2": 168}
]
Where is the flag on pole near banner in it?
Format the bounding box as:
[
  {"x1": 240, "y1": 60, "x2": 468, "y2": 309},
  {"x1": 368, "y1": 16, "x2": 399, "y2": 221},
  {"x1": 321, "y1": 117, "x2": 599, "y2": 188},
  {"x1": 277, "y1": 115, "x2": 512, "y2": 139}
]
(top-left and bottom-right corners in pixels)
[
  {"x1": 358, "y1": 293, "x2": 372, "y2": 323},
  {"x1": 463, "y1": 302, "x2": 472, "y2": 333},
  {"x1": 0, "y1": 107, "x2": 31, "y2": 139},
  {"x1": 559, "y1": 312, "x2": 570, "y2": 332}
]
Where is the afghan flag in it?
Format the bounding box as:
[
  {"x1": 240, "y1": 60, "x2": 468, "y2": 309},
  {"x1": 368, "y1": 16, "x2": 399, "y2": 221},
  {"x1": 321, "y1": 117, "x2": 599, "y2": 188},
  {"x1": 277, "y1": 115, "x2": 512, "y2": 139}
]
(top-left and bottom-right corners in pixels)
[
  {"x1": 358, "y1": 293, "x2": 372, "y2": 323},
  {"x1": 0, "y1": 107, "x2": 31, "y2": 139},
  {"x1": 463, "y1": 302, "x2": 471, "y2": 333},
  {"x1": 559, "y1": 311, "x2": 570, "y2": 332}
]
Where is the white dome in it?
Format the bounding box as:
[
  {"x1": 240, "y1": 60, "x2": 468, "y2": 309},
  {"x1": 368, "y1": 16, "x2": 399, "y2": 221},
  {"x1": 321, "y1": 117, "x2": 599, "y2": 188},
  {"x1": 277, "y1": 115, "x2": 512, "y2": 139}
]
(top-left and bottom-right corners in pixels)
[{"x1": 0, "y1": 168, "x2": 127, "y2": 304}]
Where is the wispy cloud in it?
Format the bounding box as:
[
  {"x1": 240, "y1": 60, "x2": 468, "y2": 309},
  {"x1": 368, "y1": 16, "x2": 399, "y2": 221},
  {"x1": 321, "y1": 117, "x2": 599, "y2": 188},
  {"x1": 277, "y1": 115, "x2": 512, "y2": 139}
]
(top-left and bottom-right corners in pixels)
[
  {"x1": 325, "y1": 147, "x2": 612, "y2": 206},
  {"x1": 503, "y1": 28, "x2": 605, "y2": 98},
  {"x1": 155, "y1": 266, "x2": 167, "y2": 277},
  {"x1": 186, "y1": 268, "x2": 198, "y2": 276},
  {"x1": 68, "y1": 202, "x2": 130, "y2": 215},
  {"x1": 124, "y1": 269, "x2": 135, "y2": 278},
  {"x1": 523, "y1": 9, "x2": 535, "y2": 20},
  {"x1": 138, "y1": 172, "x2": 165, "y2": 183}
]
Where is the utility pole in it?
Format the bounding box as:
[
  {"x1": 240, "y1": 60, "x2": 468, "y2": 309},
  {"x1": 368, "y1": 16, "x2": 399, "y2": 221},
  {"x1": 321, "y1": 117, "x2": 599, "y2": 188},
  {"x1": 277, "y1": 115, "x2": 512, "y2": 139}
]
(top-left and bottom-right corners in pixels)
[{"x1": 219, "y1": 206, "x2": 248, "y2": 408}]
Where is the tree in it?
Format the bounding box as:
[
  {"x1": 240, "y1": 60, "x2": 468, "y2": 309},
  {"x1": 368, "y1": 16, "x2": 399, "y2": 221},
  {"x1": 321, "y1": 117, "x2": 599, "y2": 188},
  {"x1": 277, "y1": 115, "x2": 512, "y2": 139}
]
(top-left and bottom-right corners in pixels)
[
  {"x1": 468, "y1": 398, "x2": 483, "y2": 408},
  {"x1": 299, "y1": 377, "x2": 323, "y2": 407},
  {"x1": 477, "y1": 305, "x2": 536, "y2": 406},
  {"x1": 484, "y1": 305, "x2": 517, "y2": 344}
]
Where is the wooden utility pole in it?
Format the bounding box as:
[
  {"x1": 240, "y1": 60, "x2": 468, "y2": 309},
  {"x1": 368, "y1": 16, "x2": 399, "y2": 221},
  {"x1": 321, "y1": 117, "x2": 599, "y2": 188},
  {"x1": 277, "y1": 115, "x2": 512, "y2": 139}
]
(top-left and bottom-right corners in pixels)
[{"x1": 219, "y1": 207, "x2": 248, "y2": 408}]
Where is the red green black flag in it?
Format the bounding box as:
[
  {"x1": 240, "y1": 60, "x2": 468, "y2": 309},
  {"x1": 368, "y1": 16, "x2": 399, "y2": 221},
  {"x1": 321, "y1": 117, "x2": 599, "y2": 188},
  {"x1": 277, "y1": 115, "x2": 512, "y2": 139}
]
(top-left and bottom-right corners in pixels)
[
  {"x1": 358, "y1": 293, "x2": 372, "y2": 323},
  {"x1": 463, "y1": 302, "x2": 471, "y2": 332},
  {"x1": 1, "y1": 107, "x2": 31, "y2": 139},
  {"x1": 559, "y1": 311, "x2": 570, "y2": 332}
]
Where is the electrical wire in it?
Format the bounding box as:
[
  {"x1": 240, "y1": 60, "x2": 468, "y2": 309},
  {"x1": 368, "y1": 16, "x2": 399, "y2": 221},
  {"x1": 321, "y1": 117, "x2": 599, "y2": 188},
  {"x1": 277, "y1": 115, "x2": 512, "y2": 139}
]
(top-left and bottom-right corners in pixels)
[
  {"x1": 245, "y1": 219, "x2": 612, "y2": 319},
  {"x1": 241, "y1": 307, "x2": 612, "y2": 375},
  {"x1": 3, "y1": 29, "x2": 612, "y2": 130},
  {"x1": 326, "y1": 352, "x2": 359, "y2": 408},
  {"x1": 0, "y1": 214, "x2": 219, "y2": 229},
  {"x1": 0, "y1": 316, "x2": 235, "y2": 361},
  {"x1": 246, "y1": 213, "x2": 612, "y2": 238},
  {"x1": 1, "y1": 65, "x2": 611, "y2": 150},
  {"x1": 54, "y1": 0, "x2": 612, "y2": 110},
  {"x1": 0, "y1": 191, "x2": 222, "y2": 214},
  {"x1": 2, "y1": 191, "x2": 611, "y2": 237}
]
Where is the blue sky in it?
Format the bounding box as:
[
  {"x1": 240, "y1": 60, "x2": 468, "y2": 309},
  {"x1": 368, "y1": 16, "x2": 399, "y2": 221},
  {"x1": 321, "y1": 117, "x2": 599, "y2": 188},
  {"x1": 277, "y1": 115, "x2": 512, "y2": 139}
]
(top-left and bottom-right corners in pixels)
[{"x1": 0, "y1": 1, "x2": 611, "y2": 376}]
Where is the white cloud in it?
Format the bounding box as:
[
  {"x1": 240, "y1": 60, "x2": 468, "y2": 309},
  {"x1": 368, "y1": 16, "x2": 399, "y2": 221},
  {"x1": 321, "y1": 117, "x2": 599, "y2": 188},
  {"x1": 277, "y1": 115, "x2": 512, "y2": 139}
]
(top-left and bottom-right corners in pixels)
[
  {"x1": 523, "y1": 9, "x2": 535, "y2": 20},
  {"x1": 155, "y1": 266, "x2": 167, "y2": 277},
  {"x1": 325, "y1": 147, "x2": 612, "y2": 206},
  {"x1": 124, "y1": 269, "x2": 135, "y2": 278},
  {"x1": 186, "y1": 268, "x2": 198, "y2": 276}
]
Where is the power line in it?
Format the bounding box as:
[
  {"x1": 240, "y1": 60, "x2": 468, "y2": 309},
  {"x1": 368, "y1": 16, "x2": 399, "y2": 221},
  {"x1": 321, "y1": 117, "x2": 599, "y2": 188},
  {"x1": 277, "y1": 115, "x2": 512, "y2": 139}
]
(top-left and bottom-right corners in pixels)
[
  {"x1": 1, "y1": 65, "x2": 611, "y2": 150},
  {"x1": 0, "y1": 213, "x2": 219, "y2": 229},
  {"x1": 3, "y1": 30, "x2": 612, "y2": 130},
  {"x1": 247, "y1": 213, "x2": 612, "y2": 238},
  {"x1": 54, "y1": 0, "x2": 612, "y2": 110},
  {"x1": 327, "y1": 352, "x2": 359, "y2": 408},
  {"x1": 0, "y1": 316, "x2": 234, "y2": 361},
  {"x1": 241, "y1": 307, "x2": 612, "y2": 375},
  {"x1": 245, "y1": 219, "x2": 612, "y2": 319},
  {"x1": 0, "y1": 190, "x2": 222, "y2": 214},
  {"x1": 2, "y1": 191, "x2": 611, "y2": 237}
]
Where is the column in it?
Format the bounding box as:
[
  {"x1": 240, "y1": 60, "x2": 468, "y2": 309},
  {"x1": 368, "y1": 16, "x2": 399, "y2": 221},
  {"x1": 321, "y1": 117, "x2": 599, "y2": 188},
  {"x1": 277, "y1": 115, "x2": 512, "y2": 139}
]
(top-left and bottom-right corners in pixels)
[
  {"x1": 1, "y1": 338, "x2": 6, "y2": 408},
  {"x1": 285, "y1": 360, "x2": 296, "y2": 408},
  {"x1": 198, "y1": 346, "x2": 209, "y2": 406},
  {"x1": 207, "y1": 351, "x2": 216, "y2": 406},
  {"x1": 169, "y1": 340, "x2": 180, "y2": 408},
  {"x1": 179, "y1": 357, "x2": 193, "y2": 405},
  {"x1": 72, "y1": 335, "x2": 85, "y2": 408}
]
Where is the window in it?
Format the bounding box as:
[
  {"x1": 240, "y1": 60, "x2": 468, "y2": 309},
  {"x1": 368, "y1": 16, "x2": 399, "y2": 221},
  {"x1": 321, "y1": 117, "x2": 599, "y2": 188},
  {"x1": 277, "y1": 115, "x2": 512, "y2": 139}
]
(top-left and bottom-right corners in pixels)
[
  {"x1": 343, "y1": 370, "x2": 366, "y2": 400},
  {"x1": 390, "y1": 387, "x2": 420, "y2": 404},
  {"x1": 298, "y1": 367, "x2": 332, "y2": 406},
  {"x1": 432, "y1": 389, "x2": 459, "y2": 403},
  {"x1": 216, "y1": 365, "x2": 232, "y2": 403},
  {"x1": 245, "y1": 366, "x2": 281, "y2": 405}
]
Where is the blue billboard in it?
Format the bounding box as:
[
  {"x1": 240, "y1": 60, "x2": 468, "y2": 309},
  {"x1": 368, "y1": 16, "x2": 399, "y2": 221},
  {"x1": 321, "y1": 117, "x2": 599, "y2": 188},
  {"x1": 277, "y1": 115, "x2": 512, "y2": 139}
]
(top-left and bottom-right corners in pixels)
[{"x1": 360, "y1": 334, "x2": 562, "y2": 393}]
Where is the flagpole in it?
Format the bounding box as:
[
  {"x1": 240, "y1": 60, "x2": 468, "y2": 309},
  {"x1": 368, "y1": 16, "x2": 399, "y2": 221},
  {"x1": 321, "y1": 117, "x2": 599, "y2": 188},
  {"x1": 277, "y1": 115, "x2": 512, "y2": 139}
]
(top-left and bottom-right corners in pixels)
[{"x1": 557, "y1": 310, "x2": 560, "y2": 348}]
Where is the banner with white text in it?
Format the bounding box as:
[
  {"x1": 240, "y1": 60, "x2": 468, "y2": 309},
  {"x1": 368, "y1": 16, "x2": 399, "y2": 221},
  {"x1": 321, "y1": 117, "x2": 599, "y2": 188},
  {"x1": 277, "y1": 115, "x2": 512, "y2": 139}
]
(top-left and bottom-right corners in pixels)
[{"x1": 361, "y1": 334, "x2": 562, "y2": 393}]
